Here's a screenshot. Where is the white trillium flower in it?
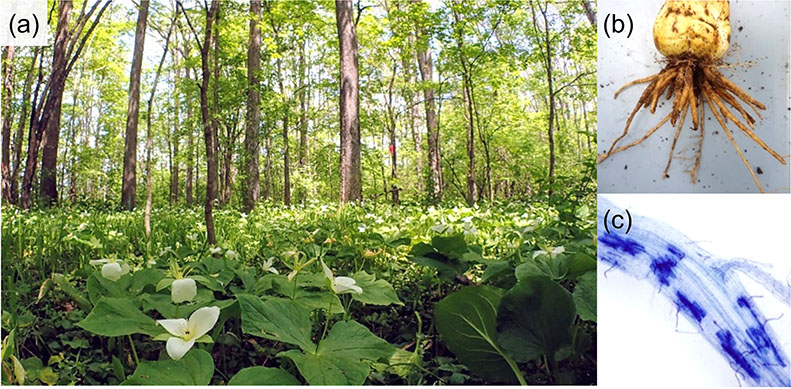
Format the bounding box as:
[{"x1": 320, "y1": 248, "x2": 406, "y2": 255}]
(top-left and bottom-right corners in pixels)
[
  {"x1": 90, "y1": 259, "x2": 130, "y2": 281},
  {"x1": 210, "y1": 247, "x2": 222, "y2": 255},
  {"x1": 261, "y1": 257, "x2": 279, "y2": 275},
  {"x1": 532, "y1": 246, "x2": 565, "y2": 259},
  {"x1": 321, "y1": 260, "x2": 362, "y2": 294},
  {"x1": 171, "y1": 278, "x2": 198, "y2": 303},
  {"x1": 225, "y1": 250, "x2": 239, "y2": 260},
  {"x1": 157, "y1": 306, "x2": 220, "y2": 361}
]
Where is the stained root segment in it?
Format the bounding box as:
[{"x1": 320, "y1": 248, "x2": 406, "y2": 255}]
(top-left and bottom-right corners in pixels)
[{"x1": 599, "y1": 58, "x2": 786, "y2": 192}]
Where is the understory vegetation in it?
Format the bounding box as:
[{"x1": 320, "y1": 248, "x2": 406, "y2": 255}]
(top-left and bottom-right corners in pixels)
[{"x1": 1, "y1": 195, "x2": 595, "y2": 385}]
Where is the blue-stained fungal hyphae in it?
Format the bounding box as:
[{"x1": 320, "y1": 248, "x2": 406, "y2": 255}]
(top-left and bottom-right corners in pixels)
[{"x1": 598, "y1": 198, "x2": 791, "y2": 387}]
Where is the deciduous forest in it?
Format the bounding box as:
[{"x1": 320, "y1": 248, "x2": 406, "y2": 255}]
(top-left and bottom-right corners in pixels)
[{"x1": 1, "y1": 0, "x2": 597, "y2": 385}]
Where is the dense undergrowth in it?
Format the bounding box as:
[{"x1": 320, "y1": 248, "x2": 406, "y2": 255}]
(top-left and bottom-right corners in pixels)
[{"x1": 1, "y1": 198, "x2": 596, "y2": 385}]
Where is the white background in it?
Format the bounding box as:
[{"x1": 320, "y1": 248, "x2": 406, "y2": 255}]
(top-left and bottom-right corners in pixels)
[
  {"x1": 597, "y1": 1, "x2": 790, "y2": 193},
  {"x1": 599, "y1": 194, "x2": 791, "y2": 386}
]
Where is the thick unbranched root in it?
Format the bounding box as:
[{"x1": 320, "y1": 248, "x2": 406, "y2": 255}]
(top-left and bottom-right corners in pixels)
[{"x1": 599, "y1": 60, "x2": 785, "y2": 192}]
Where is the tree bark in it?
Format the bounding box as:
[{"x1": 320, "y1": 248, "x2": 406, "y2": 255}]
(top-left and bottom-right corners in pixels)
[
  {"x1": 10, "y1": 48, "x2": 39, "y2": 204},
  {"x1": 414, "y1": 3, "x2": 441, "y2": 202},
  {"x1": 297, "y1": 38, "x2": 309, "y2": 204},
  {"x1": 453, "y1": 8, "x2": 476, "y2": 206},
  {"x1": 581, "y1": 0, "x2": 596, "y2": 26},
  {"x1": 1, "y1": 46, "x2": 15, "y2": 203},
  {"x1": 179, "y1": 0, "x2": 219, "y2": 243},
  {"x1": 121, "y1": 0, "x2": 150, "y2": 210},
  {"x1": 385, "y1": 60, "x2": 398, "y2": 205},
  {"x1": 335, "y1": 0, "x2": 362, "y2": 203},
  {"x1": 184, "y1": 64, "x2": 194, "y2": 206},
  {"x1": 530, "y1": 1, "x2": 556, "y2": 194},
  {"x1": 243, "y1": 0, "x2": 261, "y2": 212}
]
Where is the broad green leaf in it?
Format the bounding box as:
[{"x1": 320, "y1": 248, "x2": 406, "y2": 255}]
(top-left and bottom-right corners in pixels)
[
  {"x1": 130, "y1": 268, "x2": 165, "y2": 294},
  {"x1": 121, "y1": 349, "x2": 214, "y2": 385},
  {"x1": 270, "y1": 277, "x2": 344, "y2": 314},
  {"x1": 278, "y1": 320, "x2": 394, "y2": 385},
  {"x1": 496, "y1": 276, "x2": 576, "y2": 363},
  {"x1": 431, "y1": 235, "x2": 467, "y2": 257},
  {"x1": 78, "y1": 297, "x2": 159, "y2": 336},
  {"x1": 351, "y1": 271, "x2": 403, "y2": 306},
  {"x1": 560, "y1": 253, "x2": 596, "y2": 279},
  {"x1": 573, "y1": 271, "x2": 596, "y2": 322},
  {"x1": 227, "y1": 366, "x2": 300, "y2": 385},
  {"x1": 236, "y1": 294, "x2": 315, "y2": 352},
  {"x1": 435, "y1": 285, "x2": 518, "y2": 384},
  {"x1": 318, "y1": 320, "x2": 395, "y2": 361},
  {"x1": 279, "y1": 350, "x2": 369, "y2": 386}
]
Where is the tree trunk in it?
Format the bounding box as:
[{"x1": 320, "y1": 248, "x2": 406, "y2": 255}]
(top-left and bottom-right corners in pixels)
[
  {"x1": 386, "y1": 61, "x2": 398, "y2": 205},
  {"x1": 335, "y1": 0, "x2": 361, "y2": 203},
  {"x1": 414, "y1": 6, "x2": 441, "y2": 202},
  {"x1": 145, "y1": 15, "x2": 173, "y2": 238},
  {"x1": 1, "y1": 46, "x2": 15, "y2": 203},
  {"x1": 121, "y1": 0, "x2": 150, "y2": 210},
  {"x1": 581, "y1": 0, "x2": 596, "y2": 26},
  {"x1": 243, "y1": 0, "x2": 261, "y2": 212},
  {"x1": 185, "y1": 64, "x2": 194, "y2": 206},
  {"x1": 297, "y1": 38, "x2": 309, "y2": 204},
  {"x1": 530, "y1": 1, "x2": 556, "y2": 194},
  {"x1": 182, "y1": 0, "x2": 220, "y2": 244},
  {"x1": 10, "y1": 48, "x2": 39, "y2": 204},
  {"x1": 276, "y1": 57, "x2": 291, "y2": 206}
]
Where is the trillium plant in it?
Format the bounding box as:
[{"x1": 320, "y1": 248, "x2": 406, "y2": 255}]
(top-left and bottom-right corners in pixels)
[
  {"x1": 155, "y1": 306, "x2": 220, "y2": 360},
  {"x1": 89, "y1": 257, "x2": 130, "y2": 281},
  {"x1": 156, "y1": 259, "x2": 198, "y2": 303},
  {"x1": 321, "y1": 260, "x2": 362, "y2": 294},
  {"x1": 261, "y1": 257, "x2": 279, "y2": 275}
]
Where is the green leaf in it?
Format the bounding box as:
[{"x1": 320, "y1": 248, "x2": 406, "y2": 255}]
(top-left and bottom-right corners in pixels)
[
  {"x1": 121, "y1": 349, "x2": 214, "y2": 385},
  {"x1": 112, "y1": 356, "x2": 125, "y2": 382},
  {"x1": 560, "y1": 253, "x2": 596, "y2": 280},
  {"x1": 38, "y1": 366, "x2": 58, "y2": 385},
  {"x1": 435, "y1": 285, "x2": 518, "y2": 384},
  {"x1": 431, "y1": 235, "x2": 467, "y2": 257},
  {"x1": 78, "y1": 297, "x2": 159, "y2": 337},
  {"x1": 278, "y1": 321, "x2": 394, "y2": 385},
  {"x1": 227, "y1": 367, "x2": 300, "y2": 385},
  {"x1": 280, "y1": 350, "x2": 369, "y2": 386},
  {"x1": 51, "y1": 273, "x2": 92, "y2": 311},
  {"x1": 130, "y1": 268, "x2": 165, "y2": 294},
  {"x1": 573, "y1": 271, "x2": 596, "y2": 322},
  {"x1": 496, "y1": 276, "x2": 576, "y2": 363},
  {"x1": 237, "y1": 294, "x2": 316, "y2": 352},
  {"x1": 270, "y1": 277, "x2": 344, "y2": 314},
  {"x1": 318, "y1": 320, "x2": 395, "y2": 361},
  {"x1": 351, "y1": 271, "x2": 403, "y2": 306}
]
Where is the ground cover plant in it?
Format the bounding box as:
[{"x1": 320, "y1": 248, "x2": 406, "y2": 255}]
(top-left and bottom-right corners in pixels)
[{"x1": 1, "y1": 197, "x2": 596, "y2": 385}]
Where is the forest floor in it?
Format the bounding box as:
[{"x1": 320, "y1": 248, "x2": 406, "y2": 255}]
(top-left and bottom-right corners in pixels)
[{"x1": 1, "y1": 199, "x2": 596, "y2": 385}]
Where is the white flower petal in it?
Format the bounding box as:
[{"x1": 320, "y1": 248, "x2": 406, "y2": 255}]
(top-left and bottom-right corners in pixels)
[
  {"x1": 333, "y1": 276, "x2": 363, "y2": 294},
  {"x1": 157, "y1": 319, "x2": 188, "y2": 337},
  {"x1": 267, "y1": 267, "x2": 279, "y2": 275},
  {"x1": 188, "y1": 306, "x2": 221, "y2": 339},
  {"x1": 551, "y1": 246, "x2": 565, "y2": 256},
  {"x1": 171, "y1": 278, "x2": 197, "y2": 303},
  {"x1": 120, "y1": 262, "x2": 131, "y2": 275},
  {"x1": 101, "y1": 263, "x2": 124, "y2": 281},
  {"x1": 226, "y1": 250, "x2": 239, "y2": 260},
  {"x1": 166, "y1": 336, "x2": 196, "y2": 361},
  {"x1": 90, "y1": 259, "x2": 109, "y2": 265},
  {"x1": 320, "y1": 260, "x2": 334, "y2": 281}
]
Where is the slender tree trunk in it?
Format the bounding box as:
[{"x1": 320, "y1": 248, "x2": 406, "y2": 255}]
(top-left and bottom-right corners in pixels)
[
  {"x1": 180, "y1": 0, "x2": 220, "y2": 243},
  {"x1": 530, "y1": 1, "x2": 556, "y2": 194},
  {"x1": 243, "y1": 0, "x2": 261, "y2": 212},
  {"x1": 276, "y1": 57, "x2": 291, "y2": 206},
  {"x1": 1, "y1": 47, "x2": 15, "y2": 203},
  {"x1": 582, "y1": 0, "x2": 596, "y2": 26},
  {"x1": 386, "y1": 61, "x2": 398, "y2": 205},
  {"x1": 185, "y1": 65, "x2": 194, "y2": 206},
  {"x1": 297, "y1": 39, "x2": 309, "y2": 204},
  {"x1": 335, "y1": 0, "x2": 362, "y2": 203},
  {"x1": 10, "y1": 48, "x2": 39, "y2": 204},
  {"x1": 414, "y1": 6, "x2": 441, "y2": 202},
  {"x1": 145, "y1": 18, "x2": 173, "y2": 238},
  {"x1": 121, "y1": 0, "x2": 150, "y2": 210}
]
